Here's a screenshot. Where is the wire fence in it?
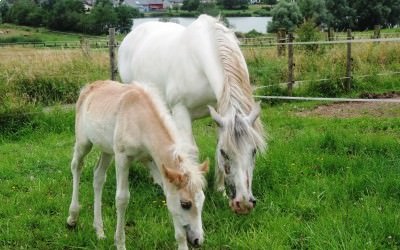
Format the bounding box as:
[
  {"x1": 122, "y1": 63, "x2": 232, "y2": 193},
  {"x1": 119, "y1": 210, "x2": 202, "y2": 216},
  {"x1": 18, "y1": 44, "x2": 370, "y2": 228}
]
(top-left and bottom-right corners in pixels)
[{"x1": 2, "y1": 28, "x2": 400, "y2": 107}]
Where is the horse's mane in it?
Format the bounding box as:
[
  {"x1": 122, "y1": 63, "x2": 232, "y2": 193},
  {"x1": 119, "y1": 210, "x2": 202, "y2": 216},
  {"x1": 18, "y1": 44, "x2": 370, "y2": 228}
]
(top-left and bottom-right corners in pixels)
[
  {"x1": 136, "y1": 83, "x2": 206, "y2": 191},
  {"x1": 201, "y1": 15, "x2": 266, "y2": 152}
]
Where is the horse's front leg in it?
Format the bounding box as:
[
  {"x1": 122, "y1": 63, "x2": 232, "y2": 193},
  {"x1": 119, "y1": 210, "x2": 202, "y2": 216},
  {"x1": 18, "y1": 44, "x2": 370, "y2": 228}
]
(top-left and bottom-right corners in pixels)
[
  {"x1": 67, "y1": 142, "x2": 92, "y2": 227},
  {"x1": 114, "y1": 153, "x2": 130, "y2": 250},
  {"x1": 93, "y1": 152, "x2": 113, "y2": 239},
  {"x1": 171, "y1": 104, "x2": 198, "y2": 158},
  {"x1": 215, "y1": 162, "x2": 226, "y2": 194}
]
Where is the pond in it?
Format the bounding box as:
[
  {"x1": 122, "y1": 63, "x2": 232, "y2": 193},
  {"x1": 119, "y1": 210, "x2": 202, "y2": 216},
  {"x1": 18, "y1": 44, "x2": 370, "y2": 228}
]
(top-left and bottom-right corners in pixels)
[{"x1": 132, "y1": 16, "x2": 272, "y2": 33}]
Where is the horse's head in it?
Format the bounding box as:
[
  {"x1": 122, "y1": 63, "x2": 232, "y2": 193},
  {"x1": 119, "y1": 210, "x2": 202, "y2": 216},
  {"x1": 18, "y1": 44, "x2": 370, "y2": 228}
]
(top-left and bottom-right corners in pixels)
[
  {"x1": 162, "y1": 159, "x2": 208, "y2": 248},
  {"x1": 209, "y1": 103, "x2": 264, "y2": 214}
]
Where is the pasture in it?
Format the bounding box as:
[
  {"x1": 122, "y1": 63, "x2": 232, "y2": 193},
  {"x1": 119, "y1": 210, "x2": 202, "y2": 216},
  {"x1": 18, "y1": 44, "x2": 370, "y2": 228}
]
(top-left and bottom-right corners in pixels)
[
  {"x1": 1, "y1": 28, "x2": 400, "y2": 248},
  {"x1": 1, "y1": 102, "x2": 400, "y2": 249}
]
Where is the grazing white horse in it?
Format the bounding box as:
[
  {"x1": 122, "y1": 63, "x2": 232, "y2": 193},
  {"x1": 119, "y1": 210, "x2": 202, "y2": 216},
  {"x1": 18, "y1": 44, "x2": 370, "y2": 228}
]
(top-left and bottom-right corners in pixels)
[
  {"x1": 118, "y1": 14, "x2": 266, "y2": 214},
  {"x1": 66, "y1": 80, "x2": 208, "y2": 250}
]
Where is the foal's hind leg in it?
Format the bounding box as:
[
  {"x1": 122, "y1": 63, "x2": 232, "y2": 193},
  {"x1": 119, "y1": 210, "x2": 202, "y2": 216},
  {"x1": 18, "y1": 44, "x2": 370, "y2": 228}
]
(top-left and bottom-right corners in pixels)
[
  {"x1": 67, "y1": 141, "x2": 92, "y2": 227},
  {"x1": 114, "y1": 153, "x2": 130, "y2": 250},
  {"x1": 147, "y1": 161, "x2": 164, "y2": 189},
  {"x1": 93, "y1": 152, "x2": 113, "y2": 239}
]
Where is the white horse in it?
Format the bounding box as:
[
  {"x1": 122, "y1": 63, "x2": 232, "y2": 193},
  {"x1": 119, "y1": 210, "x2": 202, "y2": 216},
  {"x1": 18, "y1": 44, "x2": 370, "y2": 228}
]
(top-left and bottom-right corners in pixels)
[
  {"x1": 118, "y1": 14, "x2": 266, "y2": 214},
  {"x1": 66, "y1": 80, "x2": 209, "y2": 250}
]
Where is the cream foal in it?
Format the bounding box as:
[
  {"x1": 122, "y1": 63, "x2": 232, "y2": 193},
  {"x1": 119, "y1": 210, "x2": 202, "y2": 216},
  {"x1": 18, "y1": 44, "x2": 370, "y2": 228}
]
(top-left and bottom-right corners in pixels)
[{"x1": 66, "y1": 80, "x2": 208, "y2": 250}]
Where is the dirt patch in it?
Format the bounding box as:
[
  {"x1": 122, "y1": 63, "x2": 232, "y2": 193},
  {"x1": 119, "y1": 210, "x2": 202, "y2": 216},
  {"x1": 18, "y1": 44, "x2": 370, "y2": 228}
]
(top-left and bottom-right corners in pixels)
[{"x1": 296, "y1": 92, "x2": 400, "y2": 118}]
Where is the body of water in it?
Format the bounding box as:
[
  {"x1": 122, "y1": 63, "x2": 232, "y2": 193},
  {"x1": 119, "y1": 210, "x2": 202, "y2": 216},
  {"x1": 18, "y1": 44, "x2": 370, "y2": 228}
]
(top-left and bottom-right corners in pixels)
[{"x1": 132, "y1": 16, "x2": 272, "y2": 33}]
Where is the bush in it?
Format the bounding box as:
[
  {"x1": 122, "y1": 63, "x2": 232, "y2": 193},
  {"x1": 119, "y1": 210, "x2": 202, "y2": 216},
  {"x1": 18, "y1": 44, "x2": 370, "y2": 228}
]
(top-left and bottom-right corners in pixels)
[{"x1": 296, "y1": 20, "x2": 323, "y2": 51}]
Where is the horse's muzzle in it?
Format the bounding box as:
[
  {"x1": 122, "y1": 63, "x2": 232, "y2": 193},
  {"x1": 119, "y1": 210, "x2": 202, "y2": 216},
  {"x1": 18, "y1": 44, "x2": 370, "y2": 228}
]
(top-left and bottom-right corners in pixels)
[{"x1": 229, "y1": 197, "x2": 256, "y2": 214}]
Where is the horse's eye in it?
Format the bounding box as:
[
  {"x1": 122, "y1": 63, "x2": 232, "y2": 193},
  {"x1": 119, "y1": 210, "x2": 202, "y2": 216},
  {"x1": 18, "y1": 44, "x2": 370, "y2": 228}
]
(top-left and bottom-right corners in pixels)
[
  {"x1": 220, "y1": 149, "x2": 230, "y2": 161},
  {"x1": 180, "y1": 200, "x2": 192, "y2": 210},
  {"x1": 252, "y1": 149, "x2": 257, "y2": 158}
]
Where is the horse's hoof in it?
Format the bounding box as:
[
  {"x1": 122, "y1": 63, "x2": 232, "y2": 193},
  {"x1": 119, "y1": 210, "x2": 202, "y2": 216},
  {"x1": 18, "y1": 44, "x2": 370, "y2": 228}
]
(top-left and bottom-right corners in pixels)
[
  {"x1": 97, "y1": 232, "x2": 106, "y2": 240},
  {"x1": 66, "y1": 217, "x2": 77, "y2": 228}
]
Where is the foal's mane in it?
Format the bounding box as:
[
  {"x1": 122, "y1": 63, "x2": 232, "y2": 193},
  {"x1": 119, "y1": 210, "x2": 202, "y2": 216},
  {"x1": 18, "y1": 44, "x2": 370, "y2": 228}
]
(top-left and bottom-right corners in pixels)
[
  {"x1": 203, "y1": 15, "x2": 266, "y2": 152},
  {"x1": 138, "y1": 84, "x2": 206, "y2": 191}
]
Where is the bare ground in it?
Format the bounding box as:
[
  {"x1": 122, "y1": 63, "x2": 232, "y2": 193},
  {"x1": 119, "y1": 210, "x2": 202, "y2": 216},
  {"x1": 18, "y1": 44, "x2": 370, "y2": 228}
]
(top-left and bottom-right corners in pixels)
[{"x1": 296, "y1": 93, "x2": 400, "y2": 118}]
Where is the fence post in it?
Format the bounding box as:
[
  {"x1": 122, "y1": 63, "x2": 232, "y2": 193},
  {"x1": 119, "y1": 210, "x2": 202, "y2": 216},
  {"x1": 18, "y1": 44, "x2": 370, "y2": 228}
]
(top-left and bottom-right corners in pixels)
[
  {"x1": 287, "y1": 33, "x2": 294, "y2": 96},
  {"x1": 373, "y1": 25, "x2": 381, "y2": 39},
  {"x1": 109, "y1": 27, "x2": 117, "y2": 81},
  {"x1": 346, "y1": 29, "x2": 352, "y2": 92},
  {"x1": 327, "y1": 27, "x2": 334, "y2": 41},
  {"x1": 277, "y1": 28, "x2": 286, "y2": 57}
]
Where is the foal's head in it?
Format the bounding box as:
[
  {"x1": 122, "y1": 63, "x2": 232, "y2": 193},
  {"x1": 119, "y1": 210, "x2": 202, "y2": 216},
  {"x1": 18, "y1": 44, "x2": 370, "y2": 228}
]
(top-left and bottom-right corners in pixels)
[
  {"x1": 209, "y1": 102, "x2": 265, "y2": 214},
  {"x1": 162, "y1": 157, "x2": 208, "y2": 248}
]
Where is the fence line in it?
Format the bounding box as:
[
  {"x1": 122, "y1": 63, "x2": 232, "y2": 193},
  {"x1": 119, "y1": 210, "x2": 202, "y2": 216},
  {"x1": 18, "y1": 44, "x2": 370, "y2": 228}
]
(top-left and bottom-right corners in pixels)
[
  {"x1": 1, "y1": 36, "x2": 400, "y2": 49},
  {"x1": 254, "y1": 95, "x2": 400, "y2": 103},
  {"x1": 254, "y1": 71, "x2": 400, "y2": 91},
  {"x1": 241, "y1": 37, "x2": 400, "y2": 47}
]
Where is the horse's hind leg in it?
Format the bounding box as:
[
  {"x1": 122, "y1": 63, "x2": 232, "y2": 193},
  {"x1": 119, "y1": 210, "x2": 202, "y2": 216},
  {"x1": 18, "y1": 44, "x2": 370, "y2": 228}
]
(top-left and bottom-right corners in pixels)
[
  {"x1": 93, "y1": 152, "x2": 113, "y2": 239},
  {"x1": 67, "y1": 140, "x2": 92, "y2": 227}
]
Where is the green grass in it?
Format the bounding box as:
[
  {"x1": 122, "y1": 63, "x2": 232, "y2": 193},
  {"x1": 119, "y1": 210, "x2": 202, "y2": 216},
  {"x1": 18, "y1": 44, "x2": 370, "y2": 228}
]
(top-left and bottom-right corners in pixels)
[
  {"x1": 0, "y1": 23, "x2": 102, "y2": 43},
  {"x1": 1, "y1": 26, "x2": 400, "y2": 248},
  {"x1": 1, "y1": 104, "x2": 399, "y2": 249}
]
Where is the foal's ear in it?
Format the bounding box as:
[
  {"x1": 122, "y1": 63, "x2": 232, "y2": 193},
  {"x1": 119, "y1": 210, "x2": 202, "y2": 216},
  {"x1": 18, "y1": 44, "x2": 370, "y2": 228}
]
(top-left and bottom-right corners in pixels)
[
  {"x1": 199, "y1": 159, "x2": 209, "y2": 174},
  {"x1": 162, "y1": 164, "x2": 188, "y2": 188},
  {"x1": 208, "y1": 106, "x2": 224, "y2": 128},
  {"x1": 247, "y1": 101, "x2": 261, "y2": 125}
]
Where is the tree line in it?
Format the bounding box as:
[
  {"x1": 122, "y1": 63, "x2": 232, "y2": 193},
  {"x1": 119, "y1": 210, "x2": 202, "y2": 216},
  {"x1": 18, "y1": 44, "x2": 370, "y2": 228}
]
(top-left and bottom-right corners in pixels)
[
  {"x1": 268, "y1": 0, "x2": 400, "y2": 33},
  {"x1": 0, "y1": 0, "x2": 141, "y2": 35}
]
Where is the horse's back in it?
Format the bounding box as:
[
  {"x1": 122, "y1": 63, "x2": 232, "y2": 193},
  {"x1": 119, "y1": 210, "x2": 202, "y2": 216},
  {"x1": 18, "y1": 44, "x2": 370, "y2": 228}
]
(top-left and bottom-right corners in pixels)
[{"x1": 118, "y1": 21, "x2": 185, "y2": 84}]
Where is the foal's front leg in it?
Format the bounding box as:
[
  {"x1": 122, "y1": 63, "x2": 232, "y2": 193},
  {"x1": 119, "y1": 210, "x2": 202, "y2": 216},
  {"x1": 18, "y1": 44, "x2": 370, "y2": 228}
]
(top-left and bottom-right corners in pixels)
[
  {"x1": 93, "y1": 152, "x2": 113, "y2": 239},
  {"x1": 67, "y1": 142, "x2": 92, "y2": 227},
  {"x1": 114, "y1": 153, "x2": 130, "y2": 250}
]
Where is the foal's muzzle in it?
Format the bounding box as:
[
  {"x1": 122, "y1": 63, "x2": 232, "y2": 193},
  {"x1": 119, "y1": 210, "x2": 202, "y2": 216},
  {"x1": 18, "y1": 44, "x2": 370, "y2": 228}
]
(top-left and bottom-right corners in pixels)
[{"x1": 184, "y1": 225, "x2": 203, "y2": 248}]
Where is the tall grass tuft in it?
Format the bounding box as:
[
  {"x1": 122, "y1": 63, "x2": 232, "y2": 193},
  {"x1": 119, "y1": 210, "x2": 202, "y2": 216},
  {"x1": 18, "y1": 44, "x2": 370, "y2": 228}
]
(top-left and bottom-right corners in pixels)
[{"x1": 244, "y1": 41, "x2": 400, "y2": 97}]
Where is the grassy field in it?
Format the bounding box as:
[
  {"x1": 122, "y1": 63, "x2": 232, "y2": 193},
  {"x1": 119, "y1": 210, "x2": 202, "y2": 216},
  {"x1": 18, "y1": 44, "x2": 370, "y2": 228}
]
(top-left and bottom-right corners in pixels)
[
  {"x1": 1, "y1": 103, "x2": 399, "y2": 249},
  {"x1": 1, "y1": 25, "x2": 400, "y2": 249}
]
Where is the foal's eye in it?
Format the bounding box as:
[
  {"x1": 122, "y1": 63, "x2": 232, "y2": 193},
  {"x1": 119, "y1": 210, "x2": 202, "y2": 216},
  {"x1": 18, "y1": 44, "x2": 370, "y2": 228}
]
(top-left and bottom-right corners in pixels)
[
  {"x1": 220, "y1": 149, "x2": 230, "y2": 161},
  {"x1": 180, "y1": 200, "x2": 192, "y2": 210}
]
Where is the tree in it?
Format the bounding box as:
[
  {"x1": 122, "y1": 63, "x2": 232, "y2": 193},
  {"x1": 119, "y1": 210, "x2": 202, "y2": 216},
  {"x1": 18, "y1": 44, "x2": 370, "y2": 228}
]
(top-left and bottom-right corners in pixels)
[
  {"x1": 81, "y1": 0, "x2": 117, "y2": 34},
  {"x1": 298, "y1": 0, "x2": 328, "y2": 25},
  {"x1": 0, "y1": 2, "x2": 9, "y2": 23},
  {"x1": 115, "y1": 5, "x2": 140, "y2": 33},
  {"x1": 267, "y1": 0, "x2": 302, "y2": 32},
  {"x1": 351, "y1": 0, "x2": 400, "y2": 30},
  {"x1": 262, "y1": 0, "x2": 277, "y2": 4},
  {"x1": 6, "y1": 0, "x2": 46, "y2": 26},
  {"x1": 181, "y1": 0, "x2": 200, "y2": 11},
  {"x1": 47, "y1": 0, "x2": 85, "y2": 31},
  {"x1": 219, "y1": 0, "x2": 248, "y2": 10},
  {"x1": 325, "y1": 0, "x2": 355, "y2": 30}
]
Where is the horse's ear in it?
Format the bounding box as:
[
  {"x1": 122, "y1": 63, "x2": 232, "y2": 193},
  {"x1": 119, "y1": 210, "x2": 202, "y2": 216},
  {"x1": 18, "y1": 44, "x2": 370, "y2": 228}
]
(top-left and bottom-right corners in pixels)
[
  {"x1": 199, "y1": 159, "x2": 209, "y2": 174},
  {"x1": 208, "y1": 106, "x2": 224, "y2": 127},
  {"x1": 162, "y1": 164, "x2": 188, "y2": 188},
  {"x1": 247, "y1": 101, "x2": 261, "y2": 125}
]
